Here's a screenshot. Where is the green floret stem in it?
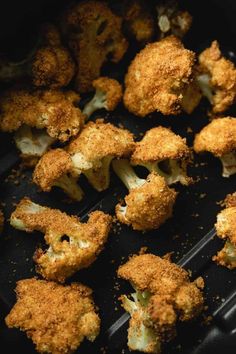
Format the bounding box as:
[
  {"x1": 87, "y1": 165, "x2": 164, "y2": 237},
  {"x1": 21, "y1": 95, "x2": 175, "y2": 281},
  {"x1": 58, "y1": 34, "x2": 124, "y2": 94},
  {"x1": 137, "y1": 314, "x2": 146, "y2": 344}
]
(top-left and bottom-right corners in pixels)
[
  {"x1": 112, "y1": 159, "x2": 146, "y2": 190},
  {"x1": 220, "y1": 152, "x2": 236, "y2": 177},
  {"x1": 83, "y1": 89, "x2": 107, "y2": 119},
  {"x1": 196, "y1": 73, "x2": 213, "y2": 103},
  {"x1": 54, "y1": 175, "x2": 84, "y2": 201}
]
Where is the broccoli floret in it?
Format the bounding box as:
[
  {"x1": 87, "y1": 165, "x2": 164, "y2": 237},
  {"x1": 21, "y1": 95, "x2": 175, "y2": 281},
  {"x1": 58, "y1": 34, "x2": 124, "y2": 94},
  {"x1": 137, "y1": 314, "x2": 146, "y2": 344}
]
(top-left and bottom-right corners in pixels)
[
  {"x1": 5, "y1": 279, "x2": 100, "y2": 353},
  {"x1": 68, "y1": 120, "x2": 135, "y2": 191},
  {"x1": 10, "y1": 198, "x2": 112, "y2": 282},
  {"x1": 33, "y1": 149, "x2": 84, "y2": 201},
  {"x1": 194, "y1": 117, "x2": 236, "y2": 177},
  {"x1": 0, "y1": 24, "x2": 75, "y2": 89},
  {"x1": 60, "y1": 1, "x2": 128, "y2": 93},
  {"x1": 131, "y1": 127, "x2": 192, "y2": 185},
  {"x1": 112, "y1": 159, "x2": 177, "y2": 231},
  {"x1": 83, "y1": 77, "x2": 122, "y2": 119},
  {"x1": 14, "y1": 125, "x2": 55, "y2": 166},
  {"x1": 118, "y1": 254, "x2": 204, "y2": 353}
]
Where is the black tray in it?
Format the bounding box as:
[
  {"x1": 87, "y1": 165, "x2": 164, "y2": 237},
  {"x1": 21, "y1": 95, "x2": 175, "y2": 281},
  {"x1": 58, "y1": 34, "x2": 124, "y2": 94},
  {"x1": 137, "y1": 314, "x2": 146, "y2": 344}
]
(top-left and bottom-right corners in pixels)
[{"x1": 0, "y1": 1, "x2": 236, "y2": 353}]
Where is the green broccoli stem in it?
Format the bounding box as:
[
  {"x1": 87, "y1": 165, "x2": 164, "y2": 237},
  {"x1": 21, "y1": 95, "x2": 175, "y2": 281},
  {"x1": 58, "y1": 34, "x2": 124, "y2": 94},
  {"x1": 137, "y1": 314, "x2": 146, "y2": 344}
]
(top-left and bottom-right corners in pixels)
[
  {"x1": 83, "y1": 89, "x2": 107, "y2": 119},
  {"x1": 54, "y1": 175, "x2": 84, "y2": 201},
  {"x1": 112, "y1": 159, "x2": 145, "y2": 190}
]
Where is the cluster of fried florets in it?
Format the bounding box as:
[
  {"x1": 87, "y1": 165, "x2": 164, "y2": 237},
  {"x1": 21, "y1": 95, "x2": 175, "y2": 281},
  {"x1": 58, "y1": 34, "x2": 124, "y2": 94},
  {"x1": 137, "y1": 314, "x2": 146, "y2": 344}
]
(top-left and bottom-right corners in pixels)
[
  {"x1": 124, "y1": 35, "x2": 196, "y2": 117},
  {"x1": 213, "y1": 193, "x2": 236, "y2": 269},
  {"x1": 118, "y1": 254, "x2": 204, "y2": 353},
  {"x1": 10, "y1": 198, "x2": 112, "y2": 282},
  {"x1": 5, "y1": 278, "x2": 100, "y2": 354},
  {"x1": 194, "y1": 117, "x2": 236, "y2": 177},
  {"x1": 60, "y1": 0, "x2": 128, "y2": 93}
]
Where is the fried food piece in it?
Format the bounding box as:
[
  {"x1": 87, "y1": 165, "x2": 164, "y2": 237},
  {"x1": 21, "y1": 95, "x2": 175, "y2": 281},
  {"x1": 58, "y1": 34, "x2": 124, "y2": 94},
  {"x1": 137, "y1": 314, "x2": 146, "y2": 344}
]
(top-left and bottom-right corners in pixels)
[
  {"x1": 197, "y1": 41, "x2": 236, "y2": 113},
  {"x1": 60, "y1": 1, "x2": 128, "y2": 93},
  {"x1": 0, "y1": 24, "x2": 75, "y2": 89},
  {"x1": 213, "y1": 193, "x2": 236, "y2": 269},
  {"x1": 118, "y1": 253, "x2": 204, "y2": 353},
  {"x1": 131, "y1": 126, "x2": 192, "y2": 185},
  {"x1": 156, "y1": 0, "x2": 192, "y2": 39},
  {"x1": 67, "y1": 119, "x2": 135, "y2": 191},
  {"x1": 0, "y1": 88, "x2": 84, "y2": 142},
  {"x1": 83, "y1": 77, "x2": 123, "y2": 119},
  {"x1": 124, "y1": 35, "x2": 195, "y2": 117},
  {"x1": 112, "y1": 159, "x2": 177, "y2": 231},
  {"x1": 194, "y1": 117, "x2": 236, "y2": 177},
  {"x1": 33, "y1": 148, "x2": 83, "y2": 201},
  {"x1": 10, "y1": 198, "x2": 112, "y2": 282},
  {"x1": 5, "y1": 278, "x2": 100, "y2": 353}
]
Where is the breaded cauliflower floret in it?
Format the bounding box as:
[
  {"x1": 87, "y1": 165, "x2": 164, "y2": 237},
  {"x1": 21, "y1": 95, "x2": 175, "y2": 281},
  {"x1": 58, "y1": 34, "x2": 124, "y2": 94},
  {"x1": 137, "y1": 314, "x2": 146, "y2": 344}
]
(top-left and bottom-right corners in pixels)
[
  {"x1": 0, "y1": 24, "x2": 75, "y2": 89},
  {"x1": 213, "y1": 193, "x2": 236, "y2": 269},
  {"x1": 131, "y1": 126, "x2": 192, "y2": 185},
  {"x1": 10, "y1": 198, "x2": 112, "y2": 282},
  {"x1": 156, "y1": 0, "x2": 192, "y2": 39},
  {"x1": 67, "y1": 120, "x2": 135, "y2": 191},
  {"x1": 197, "y1": 41, "x2": 236, "y2": 113},
  {"x1": 60, "y1": 1, "x2": 128, "y2": 93},
  {"x1": 112, "y1": 159, "x2": 177, "y2": 231},
  {"x1": 33, "y1": 149, "x2": 83, "y2": 201},
  {"x1": 5, "y1": 278, "x2": 100, "y2": 354},
  {"x1": 0, "y1": 88, "x2": 84, "y2": 142},
  {"x1": 121, "y1": 0, "x2": 155, "y2": 44},
  {"x1": 83, "y1": 77, "x2": 122, "y2": 119},
  {"x1": 194, "y1": 117, "x2": 236, "y2": 177},
  {"x1": 118, "y1": 254, "x2": 204, "y2": 353},
  {"x1": 124, "y1": 35, "x2": 195, "y2": 117}
]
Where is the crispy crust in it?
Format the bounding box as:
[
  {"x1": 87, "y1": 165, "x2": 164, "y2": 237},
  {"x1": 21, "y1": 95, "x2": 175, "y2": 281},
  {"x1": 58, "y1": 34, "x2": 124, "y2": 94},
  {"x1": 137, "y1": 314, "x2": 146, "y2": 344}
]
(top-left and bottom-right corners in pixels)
[
  {"x1": 193, "y1": 117, "x2": 236, "y2": 157},
  {"x1": 116, "y1": 173, "x2": 177, "y2": 231},
  {"x1": 92, "y1": 77, "x2": 123, "y2": 110},
  {"x1": 33, "y1": 149, "x2": 73, "y2": 191},
  {"x1": 67, "y1": 119, "x2": 135, "y2": 161},
  {"x1": 213, "y1": 243, "x2": 236, "y2": 270},
  {"x1": 124, "y1": 35, "x2": 195, "y2": 117},
  {"x1": 131, "y1": 126, "x2": 190, "y2": 164},
  {"x1": 0, "y1": 88, "x2": 84, "y2": 142},
  {"x1": 215, "y1": 206, "x2": 236, "y2": 245},
  {"x1": 60, "y1": 1, "x2": 128, "y2": 92},
  {"x1": 11, "y1": 198, "x2": 112, "y2": 282},
  {"x1": 199, "y1": 41, "x2": 236, "y2": 113},
  {"x1": 5, "y1": 278, "x2": 100, "y2": 353},
  {"x1": 224, "y1": 192, "x2": 236, "y2": 208}
]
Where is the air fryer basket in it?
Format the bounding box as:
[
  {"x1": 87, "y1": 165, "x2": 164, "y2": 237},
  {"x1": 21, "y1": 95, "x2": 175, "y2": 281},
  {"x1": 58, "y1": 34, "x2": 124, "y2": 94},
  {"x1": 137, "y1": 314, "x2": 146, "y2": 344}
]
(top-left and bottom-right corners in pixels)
[{"x1": 0, "y1": 1, "x2": 236, "y2": 353}]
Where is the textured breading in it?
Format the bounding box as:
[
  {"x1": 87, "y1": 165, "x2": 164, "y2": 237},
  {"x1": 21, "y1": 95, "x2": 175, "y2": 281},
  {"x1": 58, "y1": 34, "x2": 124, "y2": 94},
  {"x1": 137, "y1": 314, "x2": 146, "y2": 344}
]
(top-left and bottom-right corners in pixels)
[
  {"x1": 224, "y1": 192, "x2": 236, "y2": 208},
  {"x1": 60, "y1": 1, "x2": 128, "y2": 92},
  {"x1": 92, "y1": 77, "x2": 123, "y2": 111},
  {"x1": 198, "y1": 41, "x2": 236, "y2": 113},
  {"x1": 132, "y1": 126, "x2": 190, "y2": 163},
  {"x1": 32, "y1": 23, "x2": 75, "y2": 88},
  {"x1": 213, "y1": 241, "x2": 236, "y2": 269},
  {"x1": 194, "y1": 117, "x2": 236, "y2": 157},
  {"x1": 33, "y1": 149, "x2": 73, "y2": 191},
  {"x1": 10, "y1": 198, "x2": 112, "y2": 282},
  {"x1": 5, "y1": 278, "x2": 100, "y2": 354},
  {"x1": 0, "y1": 88, "x2": 84, "y2": 142},
  {"x1": 118, "y1": 254, "x2": 204, "y2": 352},
  {"x1": 116, "y1": 173, "x2": 177, "y2": 231},
  {"x1": 124, "y1": 35, "x2": 195, "y2": 117}
]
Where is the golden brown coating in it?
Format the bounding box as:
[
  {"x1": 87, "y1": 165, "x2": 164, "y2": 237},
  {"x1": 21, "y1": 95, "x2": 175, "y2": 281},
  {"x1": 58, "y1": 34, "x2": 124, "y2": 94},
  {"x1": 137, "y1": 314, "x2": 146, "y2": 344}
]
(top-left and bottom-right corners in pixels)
[
  {"x1": 194, "y1": 117, "x2": 236, "y2": 157},
  {"x1": 33, "y1": 149, "x2": 73, "y2": 191},
  {"x1": 60, "y1": 1, "x2": 128, "y2": 93},
  {"x1": 0, "y1": 88, "x2": 84, "y2": 142},
  {"x1": 92, "y1": 77, "x2": 123, "y2": 111},
  {"x1": 124, "y1": 35, "x2": 195, "y2": 117},
  {"x1": 10, "y1": 198, "x2": 112, "y2": 282},
  {"x1": 132, "y1": 126, "x2": 190, "y2": 163},
  {"x1": 224, "y1": 192, "x2": 236, "y2": 208},
  {"x1": 5, "y1": 278, "x2": 100, "y2": 353},
  {"x1": 118, "y1": 254, "x2": 204, "y2": 353},
  {"x1": 198, "y1": 41, "x2": 236, "y2": 113},
  {"x1": 116, "y1": 173, "x2": 177, "y2": 231},
  {"x1": 32, "y1": 23, "x2": 75, "y2": 88},
  {"x1": 213, "y1": 241, "x2": 236, "y2": 270},
  {"x1": 68, "y1": 119, "x2": 134, "y2": 161}
]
